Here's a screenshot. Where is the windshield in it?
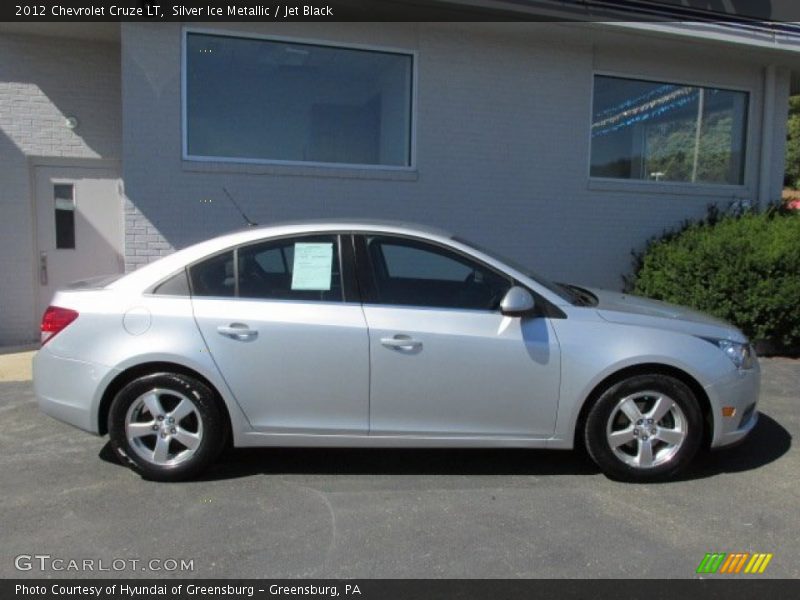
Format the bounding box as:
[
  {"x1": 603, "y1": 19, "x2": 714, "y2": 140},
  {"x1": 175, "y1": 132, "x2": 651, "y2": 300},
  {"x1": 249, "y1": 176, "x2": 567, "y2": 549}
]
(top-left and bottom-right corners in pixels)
[{"x1": 451, "y1": 235, "x2": 580, "y2": 304}]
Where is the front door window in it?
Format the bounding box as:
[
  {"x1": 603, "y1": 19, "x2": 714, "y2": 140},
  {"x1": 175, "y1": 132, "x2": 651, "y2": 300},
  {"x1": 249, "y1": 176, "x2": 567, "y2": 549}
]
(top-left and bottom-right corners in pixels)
[{"x1": 363, "y1": 236, "x2": 512, "y2": 310}]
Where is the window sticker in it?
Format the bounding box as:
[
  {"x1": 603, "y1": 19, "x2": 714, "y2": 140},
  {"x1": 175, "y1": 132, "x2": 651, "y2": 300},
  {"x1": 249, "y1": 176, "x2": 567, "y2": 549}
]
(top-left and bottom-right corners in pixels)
[{"x1": 291, "y1": 243, "x2": 333, "y2": 291}]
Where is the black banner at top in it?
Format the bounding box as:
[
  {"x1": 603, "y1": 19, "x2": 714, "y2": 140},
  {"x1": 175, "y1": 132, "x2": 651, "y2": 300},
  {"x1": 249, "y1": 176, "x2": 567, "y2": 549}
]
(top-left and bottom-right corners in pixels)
[{"x1": 5, "y1": 0, "x2": 800, "y2": 23}]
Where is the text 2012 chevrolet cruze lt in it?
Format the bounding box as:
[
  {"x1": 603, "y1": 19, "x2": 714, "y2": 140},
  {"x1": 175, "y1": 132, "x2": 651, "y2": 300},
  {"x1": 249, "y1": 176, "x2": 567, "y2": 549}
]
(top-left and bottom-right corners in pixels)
[{"x1": 34, "y1": 220, "x2": 759, "y2": 481}]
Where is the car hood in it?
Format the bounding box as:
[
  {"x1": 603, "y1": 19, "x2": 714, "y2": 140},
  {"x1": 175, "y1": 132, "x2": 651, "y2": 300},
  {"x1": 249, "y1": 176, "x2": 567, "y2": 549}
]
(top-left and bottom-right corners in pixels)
[{"x1": 587, "y1": 288, "x2": 746, "y2": 342}]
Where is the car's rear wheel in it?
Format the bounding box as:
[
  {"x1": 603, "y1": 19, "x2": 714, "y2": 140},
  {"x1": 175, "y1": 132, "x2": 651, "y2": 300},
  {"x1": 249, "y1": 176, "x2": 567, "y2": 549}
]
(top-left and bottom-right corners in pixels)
[
  {"x1": 108, "y1": 372, "x2": 225, "y2": 481},
  {"x1": 584, "y1": 374, "x2": 702, "y2": 481}
]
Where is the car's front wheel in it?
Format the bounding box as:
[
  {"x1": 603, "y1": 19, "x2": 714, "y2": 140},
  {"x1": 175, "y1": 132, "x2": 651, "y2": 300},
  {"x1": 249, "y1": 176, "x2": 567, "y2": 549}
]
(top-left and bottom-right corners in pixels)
[
  {"x1": 108, "y1": 372, "x2": 226, "y2": 481},
  {"x1": 584, "y1": 374, "x2": 703, "y2": 481}
]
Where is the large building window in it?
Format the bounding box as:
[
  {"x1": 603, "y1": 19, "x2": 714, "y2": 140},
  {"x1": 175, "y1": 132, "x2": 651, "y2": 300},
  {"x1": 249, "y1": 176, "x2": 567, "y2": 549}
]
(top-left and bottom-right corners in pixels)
[
  {"x1": 590, "y1": 75, "x2": 748, "y2": 185},
  {"x1": 184, "y1": 32, "x2": 414, "y2": 167}
]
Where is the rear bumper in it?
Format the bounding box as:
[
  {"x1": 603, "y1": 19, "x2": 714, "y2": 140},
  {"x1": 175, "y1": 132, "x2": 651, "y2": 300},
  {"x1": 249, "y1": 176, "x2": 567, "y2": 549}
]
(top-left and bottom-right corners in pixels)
[
  {"x1": 705, "y1": 362, "x2": 761, "y2": 449},
  {"x1": 33, "y1": 347, "x2": 118, "y2": 435}
]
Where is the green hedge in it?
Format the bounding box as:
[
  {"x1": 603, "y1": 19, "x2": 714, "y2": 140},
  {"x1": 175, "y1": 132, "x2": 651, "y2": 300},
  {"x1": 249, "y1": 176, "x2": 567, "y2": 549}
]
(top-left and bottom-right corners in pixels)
[{"x1": 627, "y1": 207, "x2": 800, "y2": 351}]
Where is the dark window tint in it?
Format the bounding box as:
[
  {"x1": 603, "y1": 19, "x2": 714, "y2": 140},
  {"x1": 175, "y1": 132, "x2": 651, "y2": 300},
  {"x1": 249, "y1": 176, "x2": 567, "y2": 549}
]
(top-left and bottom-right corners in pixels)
[
  {"x1": 238, "y1": 235, "x2": 342, "y2": 302},
  {"x1": 189, "y1": 251, "x2": 235, "y2": 297},
  {"x1": 153, "y1": 269, "x2": 190, "y2": 296},
  {"x1": 186, "y1": 33, "x2": 413, "y2": 167},
  {"x1": 366, "y1": 236, "x2": 511, "y2": 310},
  {"x1": 54, "y1": 184, "x2": 75, "y2": 249}
]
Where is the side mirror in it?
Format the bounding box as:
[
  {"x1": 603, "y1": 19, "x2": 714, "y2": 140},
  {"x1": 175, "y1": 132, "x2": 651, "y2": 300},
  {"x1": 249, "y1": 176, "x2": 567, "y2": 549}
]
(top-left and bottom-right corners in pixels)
[{"x1": 500, "y1": 286, "x2": 536, "y2": 317}]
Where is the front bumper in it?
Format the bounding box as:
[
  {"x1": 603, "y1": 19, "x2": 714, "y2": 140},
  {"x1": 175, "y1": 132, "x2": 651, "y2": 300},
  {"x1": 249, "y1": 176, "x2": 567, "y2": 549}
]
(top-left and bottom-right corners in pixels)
[
  {"x1": 33, "y1": 347, "x2": 118, "y2": 435},
  {"x1": 705, "y1": 361, "x2": 761, "y2": 448}
]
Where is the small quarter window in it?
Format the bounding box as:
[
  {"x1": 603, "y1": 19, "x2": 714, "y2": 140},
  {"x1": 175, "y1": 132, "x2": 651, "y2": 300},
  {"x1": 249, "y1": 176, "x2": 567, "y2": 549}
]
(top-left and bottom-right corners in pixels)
[{"x1": 153, "y1": 269, "x2": 190, "y2": 296}]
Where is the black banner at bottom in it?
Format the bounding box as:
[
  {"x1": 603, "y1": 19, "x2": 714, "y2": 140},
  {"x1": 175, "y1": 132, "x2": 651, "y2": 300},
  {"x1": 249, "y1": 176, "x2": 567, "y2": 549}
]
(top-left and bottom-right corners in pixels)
[{"x1": 5, "y1": 579, "x2": 800, "y2": 600}]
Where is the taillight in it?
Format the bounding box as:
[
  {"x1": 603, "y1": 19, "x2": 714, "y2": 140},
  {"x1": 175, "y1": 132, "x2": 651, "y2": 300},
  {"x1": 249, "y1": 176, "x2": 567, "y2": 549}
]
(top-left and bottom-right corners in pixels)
[{"x1": 40, "y1": 306, "x2": 79, "y2": 345}]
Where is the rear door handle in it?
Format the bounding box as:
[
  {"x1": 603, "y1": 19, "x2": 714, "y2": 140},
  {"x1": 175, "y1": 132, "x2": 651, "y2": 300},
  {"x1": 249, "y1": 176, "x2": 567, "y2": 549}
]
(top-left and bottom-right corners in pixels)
[
  {"x1": 217, "y1": 323, "x2": 258, "y2": 341},
  {"x1": 380, "y1": 335, "x2": 422, "y2": 350}
]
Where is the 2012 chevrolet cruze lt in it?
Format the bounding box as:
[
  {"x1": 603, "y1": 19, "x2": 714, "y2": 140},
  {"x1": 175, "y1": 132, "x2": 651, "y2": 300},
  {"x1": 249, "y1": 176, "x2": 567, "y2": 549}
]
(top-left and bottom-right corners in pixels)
[{"x1": 34, "y1": 220, "x2": 759, "y2": 482}]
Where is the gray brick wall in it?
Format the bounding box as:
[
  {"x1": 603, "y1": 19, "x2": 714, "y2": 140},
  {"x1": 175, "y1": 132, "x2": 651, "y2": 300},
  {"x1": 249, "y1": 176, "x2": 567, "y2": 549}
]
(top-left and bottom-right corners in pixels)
[
  {"x1": 0, "y1": 33, "x2": 121, "y2": 344},
  {"x1": 121, "y1": 22, "x2": 787, "y2": 290},
  {"x1": 1, "y1": 23, "x2": 790, "y2": 346}
]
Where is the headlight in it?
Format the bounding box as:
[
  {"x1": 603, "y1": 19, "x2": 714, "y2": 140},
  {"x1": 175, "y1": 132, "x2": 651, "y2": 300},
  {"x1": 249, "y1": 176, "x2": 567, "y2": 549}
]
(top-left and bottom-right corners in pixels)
[{"x1": 702, "y1": 338, "x2": 756, "y2": 370}]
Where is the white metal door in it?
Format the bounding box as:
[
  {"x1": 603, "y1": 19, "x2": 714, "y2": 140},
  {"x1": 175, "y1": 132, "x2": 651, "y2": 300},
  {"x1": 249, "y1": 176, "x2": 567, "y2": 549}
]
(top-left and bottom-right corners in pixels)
[{"x1": 34, "y1": 165, "x2": 124, "y2": 318}]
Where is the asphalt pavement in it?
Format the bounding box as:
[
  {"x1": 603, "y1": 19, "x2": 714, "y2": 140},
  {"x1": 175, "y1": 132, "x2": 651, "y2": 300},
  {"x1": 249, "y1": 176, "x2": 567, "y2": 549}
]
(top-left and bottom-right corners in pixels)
[{"x1": 1, "y1": 356, "x2": 797, "y2": 578}]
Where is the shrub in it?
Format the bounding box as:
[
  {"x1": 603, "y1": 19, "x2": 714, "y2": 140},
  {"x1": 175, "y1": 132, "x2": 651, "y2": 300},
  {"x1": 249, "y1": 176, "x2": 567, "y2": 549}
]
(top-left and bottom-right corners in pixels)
[
  {"x1": 785, "y1": 95, "x2": 800, "y2": 189},
  {"x1": 626, "y1": 206, "x2": 800, "y2": 350}
]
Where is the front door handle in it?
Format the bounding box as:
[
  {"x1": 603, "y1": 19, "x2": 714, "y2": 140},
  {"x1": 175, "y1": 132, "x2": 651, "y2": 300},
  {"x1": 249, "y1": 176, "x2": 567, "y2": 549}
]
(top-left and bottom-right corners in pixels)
[
  {"x1": 217, "y1": 323, "x2": 258, "y2": 341},
  {"x1": 380, "y1": 335, "x2": 422, "y2": 350}
]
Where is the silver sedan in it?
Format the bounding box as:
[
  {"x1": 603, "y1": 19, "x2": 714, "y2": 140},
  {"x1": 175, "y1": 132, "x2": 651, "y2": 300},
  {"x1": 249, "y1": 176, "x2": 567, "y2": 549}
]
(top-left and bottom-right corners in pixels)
[{"x1": 34, "y1": 220, "x2": 759, "y2": 482}]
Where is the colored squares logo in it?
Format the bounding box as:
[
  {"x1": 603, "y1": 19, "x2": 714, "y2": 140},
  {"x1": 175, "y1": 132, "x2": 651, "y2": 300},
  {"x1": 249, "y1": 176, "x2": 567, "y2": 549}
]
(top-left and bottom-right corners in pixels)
[{"x1": 696, "y1": 553, "x2": 773, "y2": 574}]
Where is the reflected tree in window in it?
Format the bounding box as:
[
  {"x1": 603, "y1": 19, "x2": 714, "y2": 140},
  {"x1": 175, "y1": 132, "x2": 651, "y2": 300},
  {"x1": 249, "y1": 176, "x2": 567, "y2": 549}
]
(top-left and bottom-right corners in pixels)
[{"x1": 591, "y1": 76, "x2": 748, "y2": 185}]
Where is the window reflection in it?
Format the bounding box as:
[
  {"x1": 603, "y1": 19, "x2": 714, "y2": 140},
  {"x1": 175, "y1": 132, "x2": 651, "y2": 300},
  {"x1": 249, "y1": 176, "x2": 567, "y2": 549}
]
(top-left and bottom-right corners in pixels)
[{"x1": 591, "y1": 76, "x2": 748, "y2": 185}]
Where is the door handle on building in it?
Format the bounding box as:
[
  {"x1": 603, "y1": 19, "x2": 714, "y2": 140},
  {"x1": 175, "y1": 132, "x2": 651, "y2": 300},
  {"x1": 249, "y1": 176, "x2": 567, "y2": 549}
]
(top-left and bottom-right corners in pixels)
[{"x1": 39, "y1": 252, "x2": 48, "y2": 286}]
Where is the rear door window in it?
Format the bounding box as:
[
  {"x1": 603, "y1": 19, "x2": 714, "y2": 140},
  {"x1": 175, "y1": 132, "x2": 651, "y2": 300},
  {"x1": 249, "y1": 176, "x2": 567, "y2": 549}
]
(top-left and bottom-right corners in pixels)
[
  {"x1": 238, "y1": 235, "x2": 342, "y2": 302},
  {"x1": 188, "y1": 250, "x2": 235, "y2": 298},
  {"x1": 188, "y1": 236, "x2": 343, "y2": 302}
]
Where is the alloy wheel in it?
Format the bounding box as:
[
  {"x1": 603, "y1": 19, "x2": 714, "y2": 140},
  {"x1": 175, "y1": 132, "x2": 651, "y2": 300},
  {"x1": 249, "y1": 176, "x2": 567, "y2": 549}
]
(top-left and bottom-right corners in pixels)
[
  {"x1": 124, "y1": 388, "x2": 204, "y2": 467},
  {"x1": 605, "y1": 391, "x2": 687, "y2": 469}
]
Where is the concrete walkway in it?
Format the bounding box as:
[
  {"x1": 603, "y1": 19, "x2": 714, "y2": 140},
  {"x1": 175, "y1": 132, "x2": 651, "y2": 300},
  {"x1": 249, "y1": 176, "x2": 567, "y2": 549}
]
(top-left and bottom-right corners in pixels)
[{"x1": 0, "y1": 350, "x2": 34, "y2": 383}]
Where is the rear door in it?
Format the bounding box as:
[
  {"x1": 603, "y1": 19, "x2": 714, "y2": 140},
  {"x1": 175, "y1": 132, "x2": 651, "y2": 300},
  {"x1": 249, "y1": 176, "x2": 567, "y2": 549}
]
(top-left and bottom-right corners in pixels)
[
  {"x1": 357, "y1": 234, "x2": 561, "y2": 437},
  {"x1": 190, "y1": 234, "x2": 369, "y2": 434}
]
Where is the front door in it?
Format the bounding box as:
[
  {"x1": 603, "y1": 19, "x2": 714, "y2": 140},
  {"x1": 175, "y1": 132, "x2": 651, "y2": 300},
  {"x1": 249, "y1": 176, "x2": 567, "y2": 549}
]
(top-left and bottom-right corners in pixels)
[
  {"x1": 34, "y1": 164, "x2": 124, "y2": 318},
  {"x1": 358, "y1": 234, "x2": 561, "y2": 437}
]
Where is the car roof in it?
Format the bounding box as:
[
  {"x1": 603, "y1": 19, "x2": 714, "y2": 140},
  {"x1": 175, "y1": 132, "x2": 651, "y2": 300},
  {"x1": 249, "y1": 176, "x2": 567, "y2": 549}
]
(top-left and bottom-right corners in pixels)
[
  {"x1": 108, "y1": 219, "x2": 455, "y2": 292},
  {"x1": 231, "y1": 218, "x2": 453, "y2": 239}
]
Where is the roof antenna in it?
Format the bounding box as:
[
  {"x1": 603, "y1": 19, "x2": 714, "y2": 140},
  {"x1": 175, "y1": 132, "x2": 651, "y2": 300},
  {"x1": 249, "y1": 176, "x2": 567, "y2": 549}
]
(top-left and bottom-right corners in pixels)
[{"x1": 222, "y1": 186, "x2": 258, "y2": 227}]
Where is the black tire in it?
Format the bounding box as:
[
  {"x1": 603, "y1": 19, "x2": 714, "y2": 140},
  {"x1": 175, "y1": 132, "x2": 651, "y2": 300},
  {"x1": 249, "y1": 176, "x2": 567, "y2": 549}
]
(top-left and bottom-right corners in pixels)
[
  {"x1": 108, "y1": 372, "x2": 226, "y2": 481},
  {"x1": 584, "y1": 374, "x2": 703, "y2": 482}
]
